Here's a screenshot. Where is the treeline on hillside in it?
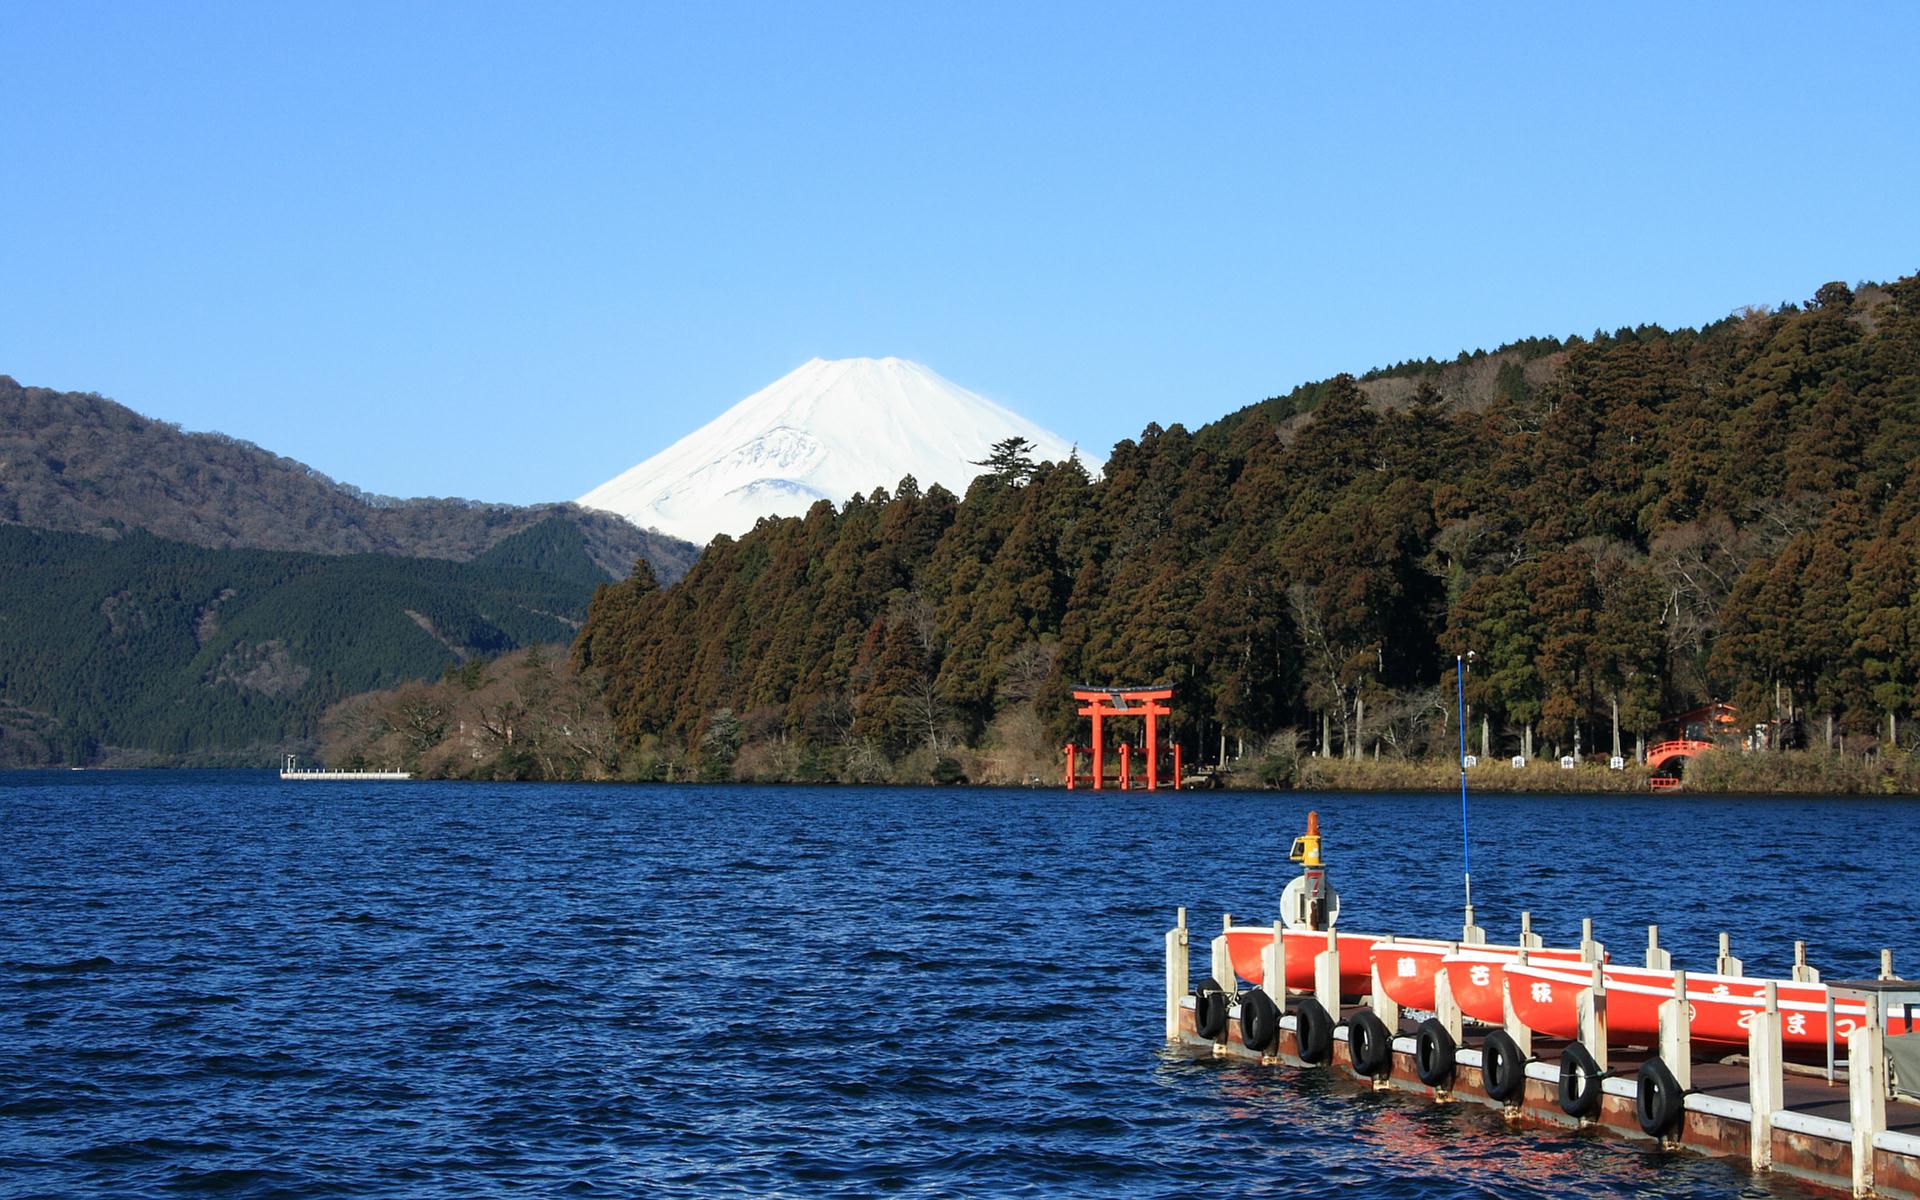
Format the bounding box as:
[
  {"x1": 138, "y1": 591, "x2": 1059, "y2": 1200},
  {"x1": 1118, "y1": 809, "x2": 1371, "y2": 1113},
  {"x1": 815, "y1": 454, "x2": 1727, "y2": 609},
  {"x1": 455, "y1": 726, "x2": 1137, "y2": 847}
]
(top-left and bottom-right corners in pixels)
[
  {"x1": 321, "y1": 647, "x2": 620, "y2": 780},
  {"x1": 0, "y1": 521, "x2": 602, "y2": 765},
  {"x1": 574, "y1": 275, "x2": 1920, "y2": 784},
  {"x1": 0, "y1": 375, "x2": 698, "y2": 582}
]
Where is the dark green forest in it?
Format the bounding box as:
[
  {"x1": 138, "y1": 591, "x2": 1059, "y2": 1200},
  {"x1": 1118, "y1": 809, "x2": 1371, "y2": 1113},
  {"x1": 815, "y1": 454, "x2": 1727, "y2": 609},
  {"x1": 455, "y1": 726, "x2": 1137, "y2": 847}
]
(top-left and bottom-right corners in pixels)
[
  {"x1": 576, "y1": 275, "x2": 1920, "y2": 782},
  {"x1": 0, "y1": 519, "x2": 600, "y2": 764}
]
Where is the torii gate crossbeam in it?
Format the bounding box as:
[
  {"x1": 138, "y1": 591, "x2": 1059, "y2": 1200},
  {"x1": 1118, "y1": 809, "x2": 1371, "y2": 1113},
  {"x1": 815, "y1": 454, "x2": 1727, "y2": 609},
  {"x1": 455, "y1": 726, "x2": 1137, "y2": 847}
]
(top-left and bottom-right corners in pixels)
[{"x1": 1069, "y1": 686, "x2": 1175, "y2": 791}]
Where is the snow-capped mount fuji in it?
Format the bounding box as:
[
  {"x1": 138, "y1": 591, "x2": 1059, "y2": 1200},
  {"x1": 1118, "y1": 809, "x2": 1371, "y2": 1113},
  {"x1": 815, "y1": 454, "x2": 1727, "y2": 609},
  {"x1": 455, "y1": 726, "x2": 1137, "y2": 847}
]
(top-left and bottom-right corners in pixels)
[{"x1": 578, "y1": 357, "x2": 1093, "y2": 546}]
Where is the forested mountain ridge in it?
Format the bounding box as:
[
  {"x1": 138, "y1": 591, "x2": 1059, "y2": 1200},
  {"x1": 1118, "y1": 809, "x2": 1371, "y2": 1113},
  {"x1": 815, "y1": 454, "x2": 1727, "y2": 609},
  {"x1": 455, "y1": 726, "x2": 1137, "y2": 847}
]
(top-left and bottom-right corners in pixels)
[
  {"x1": 0, "y1": 521, "x2": 605, "y2": 765},
  {"x1": 575, "y1": 274, "x2": 1920, "y2": 783},
  {"x1": 1209, "y1": 282, "x2": 1900, "y2": 438},
  {"x1": 0, "y1": 377, "x2": 698, "y2": 582}
]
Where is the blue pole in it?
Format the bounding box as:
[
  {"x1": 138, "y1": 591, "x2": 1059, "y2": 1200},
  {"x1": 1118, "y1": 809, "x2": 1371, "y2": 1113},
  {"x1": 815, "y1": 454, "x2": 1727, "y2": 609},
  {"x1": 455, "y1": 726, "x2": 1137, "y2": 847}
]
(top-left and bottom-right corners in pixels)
[{"x1": 1457, "y1": 654, "x2": 1472, "y2": 917}]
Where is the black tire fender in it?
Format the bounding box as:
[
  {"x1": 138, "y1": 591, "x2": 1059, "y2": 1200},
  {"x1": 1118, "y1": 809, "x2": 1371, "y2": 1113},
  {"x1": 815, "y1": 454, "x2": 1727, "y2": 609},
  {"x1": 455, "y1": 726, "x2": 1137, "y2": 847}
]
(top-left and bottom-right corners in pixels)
[
  {"x1": 1481, "y1": 1028, "x2": 1528, "y2": 1103},
  {"x1": 1291, "y1": 996, "x2": 1334, "y2": 1065},
  {"x1": 1192, "y1": 977, "x2": 1229, "y2": 1041},
  {"x1": 1635, "y1": 1055, "x2": 1685, "y2": 1137},
  {"x1": 1414, "y1": 1018, "x2": 1457, "y2": 1087},
  {"x1": 1347, "y1": 1009, "x2": 1394, "y2": 1078},
  {"x1": 1559, "y1": 1041, "x2": 1604, "y2": 1118},
  {"x1": 1237, "y1": 988, "x2": 1279, "y2": 1052}
]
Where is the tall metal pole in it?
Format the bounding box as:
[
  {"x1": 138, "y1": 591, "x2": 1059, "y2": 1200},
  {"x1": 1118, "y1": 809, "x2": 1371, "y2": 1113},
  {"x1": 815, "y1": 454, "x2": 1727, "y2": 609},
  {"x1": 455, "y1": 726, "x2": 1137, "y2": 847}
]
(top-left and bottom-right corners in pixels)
[{"x1": 1458, "y1": 653, "x2": 1475, "y2": 936}]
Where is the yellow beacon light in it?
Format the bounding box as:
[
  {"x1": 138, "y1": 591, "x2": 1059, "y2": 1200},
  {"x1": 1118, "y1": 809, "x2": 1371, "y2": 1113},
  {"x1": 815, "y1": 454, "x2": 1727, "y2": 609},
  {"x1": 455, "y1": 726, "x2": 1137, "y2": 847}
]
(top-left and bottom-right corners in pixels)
[{"x1": 1288, "y1": 810, "x2": 1322, "y2": 868}]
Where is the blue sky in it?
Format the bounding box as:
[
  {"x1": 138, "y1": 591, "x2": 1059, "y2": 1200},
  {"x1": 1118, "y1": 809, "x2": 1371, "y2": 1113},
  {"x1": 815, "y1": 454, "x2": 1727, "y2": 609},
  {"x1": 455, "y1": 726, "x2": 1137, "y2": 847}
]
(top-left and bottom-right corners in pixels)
[{"x1": 3, "y1": 3, "x2": 1916, "y2": 505}]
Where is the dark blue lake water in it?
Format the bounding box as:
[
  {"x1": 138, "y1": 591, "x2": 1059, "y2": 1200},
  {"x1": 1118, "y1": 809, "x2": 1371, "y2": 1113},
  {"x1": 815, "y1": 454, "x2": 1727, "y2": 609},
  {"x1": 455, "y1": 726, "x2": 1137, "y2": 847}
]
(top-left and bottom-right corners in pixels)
[{"x1": 3, "y1": 773, "x2": 1915, "y2": 1198}]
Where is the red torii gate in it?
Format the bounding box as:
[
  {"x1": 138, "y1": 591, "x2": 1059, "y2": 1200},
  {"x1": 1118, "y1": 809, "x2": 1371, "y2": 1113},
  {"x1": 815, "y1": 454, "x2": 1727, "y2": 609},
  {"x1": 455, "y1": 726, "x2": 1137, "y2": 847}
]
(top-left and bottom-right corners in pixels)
[{"x1": 1065, "y1": 686, "x2": 1177, "y2": 791}]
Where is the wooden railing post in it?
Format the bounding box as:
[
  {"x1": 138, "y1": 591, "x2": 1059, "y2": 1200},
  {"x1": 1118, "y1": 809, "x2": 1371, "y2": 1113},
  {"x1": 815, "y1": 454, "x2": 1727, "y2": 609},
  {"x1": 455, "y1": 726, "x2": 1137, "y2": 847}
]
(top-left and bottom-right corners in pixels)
[
  {"x1": 1210, "y1": 912, "x2": 1233, "y2": 995},
  {"x1": 1849, "y1": 995, "x2": 1886, "y2": 1199},
  {"x1": 1314, "y1": 926, "x2": 1340, "y2": 1014},
  {"x1": 1575, "y1": 960, "x2": 1609, "y2": 1074},
  {"x1": 1658, "y1": 969, "x2": 1692, "y2": 1090},
  {"x1": 1749, "y1": 981, "x2": 1782, "y2": 1172},
  {"x1": 1370, "y1": 934, "x2": 1400, "y2": 1026},
  {"x1": 1580, "y1": 918, "x2": 1604, "y2": 964},
  {"x1": 1263, "y1": 921, "x2": 1285, "y2": 1007},
  {"x1": 1165, "y1": 907, "x2": 1189, "y2": 1040},
  {"x1": 1435, "y1": 959, "x2": 1464, "y2": 1045},
  {"x1": 1504, "y1": 947, "x2": 1532, "y2": 1057},
  {"x1": 1791, "y1": 941, "x2": 1819, "y2": 983},
  {"x1": 1645, "y1": 924, "x2": 1671, "y2": 970},
  {"x1": 1717, "y1": 931, "x2": 1743, "y2": 977}
]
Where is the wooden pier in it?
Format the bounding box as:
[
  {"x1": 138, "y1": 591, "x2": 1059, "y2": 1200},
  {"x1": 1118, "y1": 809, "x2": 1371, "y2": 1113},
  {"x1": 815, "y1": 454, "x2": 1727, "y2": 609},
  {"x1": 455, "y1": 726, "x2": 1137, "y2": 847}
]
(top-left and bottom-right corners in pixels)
[
  {"x1": 279, "y1": 769, "x2": 412, "y2": 780},
  {"x1": 278, "y1": 755, "x2": 411, "y2": 781},
  {"x1": 1165, "y1": 910, "x2": 1920, "y2": 1197}
]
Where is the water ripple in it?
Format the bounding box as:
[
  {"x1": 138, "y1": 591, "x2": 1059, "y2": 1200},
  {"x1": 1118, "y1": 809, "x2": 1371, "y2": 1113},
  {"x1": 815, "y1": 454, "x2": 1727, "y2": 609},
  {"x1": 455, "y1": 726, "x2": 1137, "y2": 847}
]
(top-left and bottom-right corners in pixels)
[{"x1": 0, "y1": 772, "x2": 1912, "y2": 1198}]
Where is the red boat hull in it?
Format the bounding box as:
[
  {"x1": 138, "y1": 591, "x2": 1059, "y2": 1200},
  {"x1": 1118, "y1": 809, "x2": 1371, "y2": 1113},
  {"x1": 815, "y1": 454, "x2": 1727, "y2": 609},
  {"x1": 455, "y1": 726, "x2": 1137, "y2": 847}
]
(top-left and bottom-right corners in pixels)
[
  {"x1": 1503, "y1": 961, "x2": 1914, "y2": 1048},
  {"x1": 1368, "y1": 942, "x2": 1588, "y2": 1015},
  {"x1": 1226, "y1": 926, "x2": 1910, "y2": 1052},
  {"x1": 1370, "y1": 940, "x2": 1458, "y2": 1011},
  {"x1": 1223, "y1": 927, "x2": 1380, "y2": 992},
  {"x1": 1441, "y1": 949, "x2": 1601, "y2": 1025}
]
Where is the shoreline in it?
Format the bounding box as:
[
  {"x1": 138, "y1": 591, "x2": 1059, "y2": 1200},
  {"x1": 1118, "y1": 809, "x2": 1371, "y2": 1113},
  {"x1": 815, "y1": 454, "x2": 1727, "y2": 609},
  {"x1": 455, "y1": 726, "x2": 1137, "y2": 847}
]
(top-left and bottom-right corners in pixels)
[
  {"x1": 1250, "y1": 745, "x2": 1920, "y2": 797},
  {"x1": 13, "y1": 758, "x2": 1920, "y2": 800}
]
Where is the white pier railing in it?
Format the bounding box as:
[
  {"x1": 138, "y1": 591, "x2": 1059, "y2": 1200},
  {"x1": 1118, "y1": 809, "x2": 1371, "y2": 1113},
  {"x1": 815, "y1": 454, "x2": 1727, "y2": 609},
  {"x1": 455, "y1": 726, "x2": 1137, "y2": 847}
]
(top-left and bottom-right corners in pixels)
[{"x1": 279, "y1": 755, "x2": 411, "y2": 781}]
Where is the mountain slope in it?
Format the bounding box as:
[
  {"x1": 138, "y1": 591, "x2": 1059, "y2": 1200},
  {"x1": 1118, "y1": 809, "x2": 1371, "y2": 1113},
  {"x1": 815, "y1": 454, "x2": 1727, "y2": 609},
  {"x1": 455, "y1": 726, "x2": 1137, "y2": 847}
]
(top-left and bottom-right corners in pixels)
[
  {"x1": 578, "y1": 357, "x2": 1092, "y2": 545},
  {"x1": 0, "y1": 523, "x2": 604, "y2": 765},
  {"x1": 472, "y1": 515, "x2": 618, "y2": 586},
  {"x1": 0, "y1": 376, "x2": 698, "y2": 582},
  {"x1": 573, "y1": 274, "x2": 1920, "y2": 784}
]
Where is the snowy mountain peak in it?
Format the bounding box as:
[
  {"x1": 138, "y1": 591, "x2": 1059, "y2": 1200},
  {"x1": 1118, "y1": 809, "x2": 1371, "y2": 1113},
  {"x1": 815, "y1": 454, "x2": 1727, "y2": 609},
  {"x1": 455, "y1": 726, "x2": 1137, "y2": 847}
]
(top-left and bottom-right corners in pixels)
[{"x1": 578, "y1": 358, "x2": 1093, "y2": 546}]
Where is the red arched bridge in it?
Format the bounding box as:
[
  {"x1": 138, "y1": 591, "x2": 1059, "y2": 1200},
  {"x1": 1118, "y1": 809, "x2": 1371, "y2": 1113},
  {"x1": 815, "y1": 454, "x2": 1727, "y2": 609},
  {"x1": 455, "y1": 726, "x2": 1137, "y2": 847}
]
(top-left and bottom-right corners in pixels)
[{"x1": 1647, "y1": 739, "x2": 1714, "y2": 774}]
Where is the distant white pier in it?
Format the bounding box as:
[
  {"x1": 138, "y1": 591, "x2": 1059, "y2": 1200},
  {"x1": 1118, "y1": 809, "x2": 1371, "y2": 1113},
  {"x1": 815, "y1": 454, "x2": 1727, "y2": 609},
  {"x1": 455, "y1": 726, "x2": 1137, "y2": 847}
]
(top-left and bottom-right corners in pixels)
[{"x1": 279, "y1": 755, "x2": 411, "y2": 781}]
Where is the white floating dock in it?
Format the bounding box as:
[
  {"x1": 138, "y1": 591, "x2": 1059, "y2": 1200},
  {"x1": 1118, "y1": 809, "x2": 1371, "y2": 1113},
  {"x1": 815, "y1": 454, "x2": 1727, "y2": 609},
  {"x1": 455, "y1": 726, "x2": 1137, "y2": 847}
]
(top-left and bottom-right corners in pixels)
[
  {"x1": 279, "y1": 769, "x2": 412, "y2": 780},
  {"x1": 278, "y1": 756, "x2": 410, "y2": 781}
]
